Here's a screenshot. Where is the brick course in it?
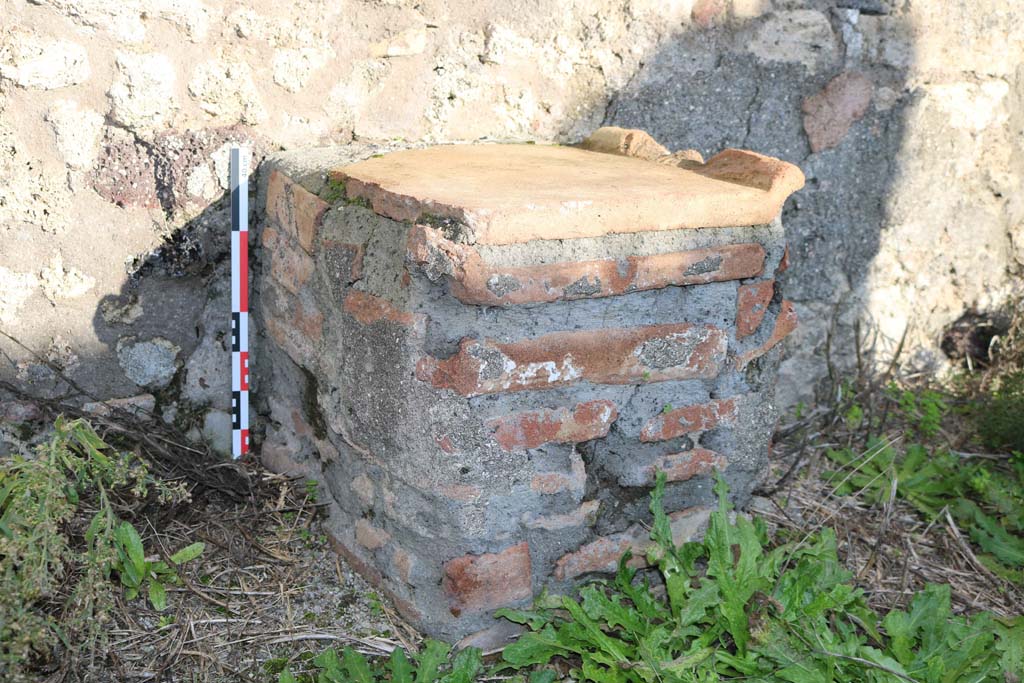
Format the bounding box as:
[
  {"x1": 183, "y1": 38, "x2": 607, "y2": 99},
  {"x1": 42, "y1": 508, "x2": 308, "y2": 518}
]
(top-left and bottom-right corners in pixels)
[
  {"x1": 409, "y1": 225, "x2": 765, "y2": 305},
  {"x1": 488, "y1": 400, "x2": 618, "y2": 451},
  {"x1": 266, "y1": 169, "x2": 329, "y2": 252},
  {"x1": 645, "y1": 448, "x2": 728, "y2": 484},
  {"x1": 736, "y1": 300, "x2": 798, "y2": 368},
  {"x1": 416, "y1": 323, "x2": 727, "y2": 397},
  {"x1": 736, "y1": 280, "x2": 775, "y2": 339}
]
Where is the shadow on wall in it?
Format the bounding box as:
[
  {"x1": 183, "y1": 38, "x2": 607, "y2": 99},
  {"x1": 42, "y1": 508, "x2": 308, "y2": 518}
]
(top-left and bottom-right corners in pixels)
[
  {"x1": 603, "y1": 3, "x2": 908, "y2": 409},
  {"x1": 1, "y1": 127, "x2": 265, "y2": 455},
  {"x1": 605, "y1": 1, "x2": 1024, "y2": 409}
]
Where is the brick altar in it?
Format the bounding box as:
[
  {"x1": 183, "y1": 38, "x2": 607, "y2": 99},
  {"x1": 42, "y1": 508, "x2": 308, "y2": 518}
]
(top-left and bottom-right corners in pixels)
[{"x1": 255, "y1": 127, "x2": 803, "y2": 642}]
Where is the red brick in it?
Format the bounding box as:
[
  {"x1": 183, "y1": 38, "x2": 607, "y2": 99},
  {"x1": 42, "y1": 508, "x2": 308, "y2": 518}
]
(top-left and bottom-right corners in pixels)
[
  {"x1": 442, "y1": 542, "x2": 532, "y2": 616},
  {"x1": 776, "y1": 245, "x2": 790, "y2": 274},
  {"x1": 292, "y1": 183, "x2": 330, "y2": 252},
  {"x1": 692, "y1": 0, "x2": 725, "y2": 26},
  {"x1": 578, "y1": 127, "x2": 669, "y2": 160},
  {"x1": 644, "y1": 448, "x2": 728, "y2": 484},
  {"x1": 530, "y1": 451, "x2": 586, "y2": 496},
  {"x1": 435, "y1": 434, "x2": 458, "y2": 453},
  {"x1": 666, "y1": 507, "x2": 713, "y2": 546},
  {"x1": 260, "y1": 438, "x2": 314, "y2": 477},
  {"x1": 408, "y1": 225, "x2": 765, "y2": 306},
  {"x1": 266, "y1": 170, "x2": 291, "y2": 231},
  {"x1": 640, "y1": 398, "x2": 737, "y2": 442},
  {"x1": 736, "y1": 280, "x2": 775, "y2": 339},
  {"x1": 488, "y1": 400, "x2": 618, "y2": 451},
  {"x1": 337, "y1": 144, "x2": 803, "y2": 244},
  {"x1": 355, "y1": 518, "x2": 391, "y2": 550},
  {"x1": 324, "y1": 530, "x2": 424, "y2": 625},
  {"x1": 736, "y1": 300, "x2": 798, "y2": 368},
  {"x1": 698, "y1": 148, "x2": 804, "y2": 197},
  {"x1": 266, "y1": 170, "x2": 329, "y2": 253},
  {"x1": 802, "y1": 72, "x2": 874, "y2": 153},
  {"x1": 393, "y1": 547, "x2": 414, "y2": 584},
  {"x1": 351, "y1": 473, "x2": 375, "y2": 507},
  {"x1": 343, "y1": 290, "x2": 420, "y2": 327},
  {"x1": 439, "y1": 484, "x2": 482, "y2": 502},
  {"x1": 554, "y1": 507, "x2": 712, "y2": 579},
  {"x1": 263, "y1": 226, "x2": 314, "y2": 296},
  {"x1": 416, "y1": 323, "x2": 727, "y2": 397},
  {"x1": 263, "y1": 283, "x2": 324, "y2": 365},
  {"x1": 553, "y1": 529, "x2": 638, "y2": 579}
]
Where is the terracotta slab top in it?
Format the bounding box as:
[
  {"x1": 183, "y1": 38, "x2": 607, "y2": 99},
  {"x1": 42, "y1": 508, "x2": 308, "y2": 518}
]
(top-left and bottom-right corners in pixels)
[{"x1": 332, "y1": 143, "x2": 804, "y2": 246}]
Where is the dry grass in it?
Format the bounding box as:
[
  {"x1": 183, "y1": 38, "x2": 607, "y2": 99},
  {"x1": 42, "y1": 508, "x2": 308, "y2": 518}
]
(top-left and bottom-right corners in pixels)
[
  {"x1": 93, "y1": 469, "x2": 415, "y2": 682},
  {"x1": 758, "y1": 457, "x2": 1024, "y2": 618},
  {"x1": 0, "y1": 390, "x2": 416, "y2": 682},
  {"x1": 757, "y1": 357, "x2": 1024, "y2": 619}
]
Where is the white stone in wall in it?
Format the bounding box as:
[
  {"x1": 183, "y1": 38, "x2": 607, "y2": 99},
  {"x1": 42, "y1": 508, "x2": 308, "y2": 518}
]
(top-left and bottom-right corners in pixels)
[
  {"x1": 188, "y1": 59, "x2": 267, "y2": 124},
  {"x1": 38, "y1": 253, "x2": 96, "y2": 303},
  {"x1": 907, "y1": 0, "x2": 1024, "y2": 79},
  {"x1": 0, "y1": 267, "x2": 39, "y2": 324},
  {"x1": 225, "y1": 8, "x2": 260, "y2": 39},
  {"x1": 201, "y1": 410, "x2": 233, "y2": 455},
  {"x1": 925, "y1": 81, "x2": 1010, "y2": 133},
  {"x1": 108, "y1": 52, "x2": 178, "y2": 130},
  {"x1": 480, "y1": 24, "x2": 535, "y2": 65},
  {"x1": 0, "y1": 31, "x2": 90, "y2": 90},
  {"x1": 746, "y1": 10, "x2": 838, "y2": 73},
  {"x1": 150, "y1": 0, "x2": 212, "y2": 43},
  {"x1": 0, "y1": 116, "x2": 70, "y2": 233},
  {"x1": 211, "y1": 143, "x2": 254, "y2": 190},
  {"x1": 32, "y1": 0, "x2": 211, "y2": 44},
  {"x1": 731, "y1": 0, "x2": 771, "y2": 19},
  {"x1": 45, "y1": 100, "x2": 104, "y2": 170},
  {"x1": 273, "y1": 47, "x2": 333, "y2": 93},
  {"x1": 185, "y1": 163, "x2": 219, "y2": 200}
]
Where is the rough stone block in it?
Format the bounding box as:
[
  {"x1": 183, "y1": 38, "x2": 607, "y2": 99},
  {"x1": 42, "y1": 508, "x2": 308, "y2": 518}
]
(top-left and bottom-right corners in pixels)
[{"x1": 255, "y1": 129, "x2": 802, "y2": 640}]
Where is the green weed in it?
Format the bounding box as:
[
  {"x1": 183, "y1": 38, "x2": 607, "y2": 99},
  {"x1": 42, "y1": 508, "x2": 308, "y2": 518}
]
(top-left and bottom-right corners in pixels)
[
  {"x1": 111, "y1": 520, "x2": 204, "y2": 610},
  {"x1": 278, "y1": 640, "x2": 484, "y2": 683},
  {"x1": 0, "y1": 417, "x2": 191, "y2": 679},
  {"x1": 972, "y1": 371, "x2": 1024, "y2": 453},
  {"x1": 305, "y1": 478, "x2": 320, "y2": 503},
  {"x1": 320, "y1": 178, "x2": 347, "y2": 203},
  {"x1": 824, "y1": 387, "x2": 1024, "y2": 581},
  {"x1": 497, "y1": 473, "x2": 1022, "y2": 682}
]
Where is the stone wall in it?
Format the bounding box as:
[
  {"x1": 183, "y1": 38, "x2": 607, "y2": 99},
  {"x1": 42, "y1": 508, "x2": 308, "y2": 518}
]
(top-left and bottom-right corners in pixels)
[{"x1": 2, "y1": 0, "x2": 1022, "y2": 449}]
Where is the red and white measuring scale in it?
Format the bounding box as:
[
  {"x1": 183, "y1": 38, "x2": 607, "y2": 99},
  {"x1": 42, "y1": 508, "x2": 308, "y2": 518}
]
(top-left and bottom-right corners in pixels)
[{"x1": 230, "y1": 148, "x2": 249, "y2": 458}]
